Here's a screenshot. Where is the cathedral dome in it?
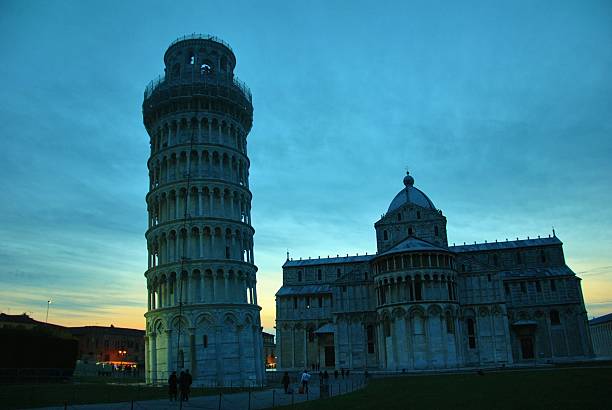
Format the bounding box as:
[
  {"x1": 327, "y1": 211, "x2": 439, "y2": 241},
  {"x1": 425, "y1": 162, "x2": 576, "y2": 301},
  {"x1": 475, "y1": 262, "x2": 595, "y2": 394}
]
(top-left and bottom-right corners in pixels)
[{"x1": 387, "y1": 172, "x2": 436, "y2": 213}]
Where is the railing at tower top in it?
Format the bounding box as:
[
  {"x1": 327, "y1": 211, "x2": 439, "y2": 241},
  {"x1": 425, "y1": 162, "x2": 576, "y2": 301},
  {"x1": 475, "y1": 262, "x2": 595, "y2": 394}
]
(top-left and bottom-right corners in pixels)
[
  {"x1": 167, "y1": 33, "x2": 235, "y2": 54},
  {"x1": 144, "y1": 73, "x2": 252, "y2": 103}
]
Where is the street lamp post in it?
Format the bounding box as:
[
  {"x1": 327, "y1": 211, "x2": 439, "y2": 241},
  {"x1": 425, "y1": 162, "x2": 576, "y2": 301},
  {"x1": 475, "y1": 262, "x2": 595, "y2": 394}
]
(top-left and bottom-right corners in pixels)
[
  {"x1": 45, "y1": 300, "x2": 52, "y2": 323},
  {"x1": 118, "y1": 349, "x2": 127, "y2": 374}
]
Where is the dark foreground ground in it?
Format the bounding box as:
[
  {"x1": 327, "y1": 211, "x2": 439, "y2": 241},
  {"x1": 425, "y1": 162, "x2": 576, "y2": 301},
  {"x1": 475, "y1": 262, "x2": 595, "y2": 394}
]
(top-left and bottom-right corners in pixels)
[
  {"x1": 0, "y1": 376, "x2": 259, "y2": 410},
  {"x1": 1, "y1": 367, "x2": 611, "y2": 409},
  {"x1": 277, "y1": 367, "x2": 612, "y2": 410}
]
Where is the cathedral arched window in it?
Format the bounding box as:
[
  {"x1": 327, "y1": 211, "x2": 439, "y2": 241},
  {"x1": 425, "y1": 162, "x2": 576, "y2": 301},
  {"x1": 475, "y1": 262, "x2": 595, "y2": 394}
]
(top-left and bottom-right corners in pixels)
[
  {"x1": 317, "y1": 269, "x2": 322, "y2": 281},
  {"x1": 540, "y1": 250, "x2": 546, "y2": 263},
  {"x1": 467, "y1": 318, "x2": 476, "y2": 349},
  {"x1": 550, "y1": 310, "x2": 561, "y2": 325},
  {"x1": 397, "y1": 213, "x2": 402, "y2": 221},
  {"x1": 408, "y1": 227, "x2": 413, "y2": 236},
  {"x1": 337, "y1": 268, "x2": 341, "y2": 278},
  {"x1": 366, "y1": 325, "x2": 375, "y2": 353},
  {"x1": 417, "y1": 211, "x2": 421, "y2": 219},
  {"x1": 203, "y1": 335, "x2": 208, "y2": 348},
  {"x1": 493, "y1": 254, "x2": 499, "y2": 266},
  {"x1": 434, "y1": 226, "x2": 439, "y2": 236},
  {"x1": 446, "y1": 315, "x2": 454, "y2": 333},
  {"x1": 383, "y1": 230, "x2": 388, "y2": 240},
  {"x1": 383, "y1": 319, "x2": 391, "y2": 337},
  {"x1": 297, "y1": 271, "x2": 302, "y2": 282}
]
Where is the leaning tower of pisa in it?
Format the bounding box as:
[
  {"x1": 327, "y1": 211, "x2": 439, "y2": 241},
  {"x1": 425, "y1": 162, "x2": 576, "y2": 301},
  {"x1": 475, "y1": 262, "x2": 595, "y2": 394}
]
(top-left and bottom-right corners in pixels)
[{"x1": 142, "y1": 35, "x2": 264, "y2": 386}]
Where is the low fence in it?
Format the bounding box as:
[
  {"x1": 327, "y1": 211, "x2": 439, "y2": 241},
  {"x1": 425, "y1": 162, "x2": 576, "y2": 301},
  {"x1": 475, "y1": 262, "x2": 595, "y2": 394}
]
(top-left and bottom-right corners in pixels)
[{"x1": 0, "y1": 372, "x2": 367, "y2": 410}]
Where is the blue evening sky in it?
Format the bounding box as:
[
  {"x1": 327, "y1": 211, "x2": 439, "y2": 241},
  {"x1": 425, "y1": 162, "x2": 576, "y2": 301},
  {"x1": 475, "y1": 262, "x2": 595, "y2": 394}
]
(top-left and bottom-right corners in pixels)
[{"x1": 0, "y1": 0, "x2": 611, "y2": 332}]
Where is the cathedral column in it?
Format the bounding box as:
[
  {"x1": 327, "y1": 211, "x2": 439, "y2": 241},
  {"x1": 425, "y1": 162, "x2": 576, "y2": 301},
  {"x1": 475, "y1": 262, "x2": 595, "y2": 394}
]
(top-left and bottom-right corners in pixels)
[
  {"x1": 224, "y1": 272, "x2": 229, "y2": 302},
  {"x1": 185, "y1": 274, "x2": 191, "y2": 304},
  {"x1": 145, "y1": 336, "x2": 150, "y2": 383},
  {"x1": 291, "y1": 326, "x2": 296, "y2": 369},
  {"x1": 200, "y1": 274, "x2": 205, "y2": 302},
  {"x1": 303, "y1": 328, "x2": 308, "y2": 369},
  {"x1": 150, "y1": 333, "x2": 157, "y2": 383},
  {"x1": 189, "y1": 329, "x2": 196, "y2": 376},
  {"x1": 347, "y1": 319, "x2": 353, "y2": 369},
  {"x1": 166, "y1": 330, "x2": 173, "y2": 374},
  {"x1": 253, "y1": 281, "x2": 258, "y2": 305},
  {"x1": 211, "y1": 273, "x2": 217, "y2": 302},
  {"x1": 198, "y1": 189, "x2": 203, "y2": 216}
]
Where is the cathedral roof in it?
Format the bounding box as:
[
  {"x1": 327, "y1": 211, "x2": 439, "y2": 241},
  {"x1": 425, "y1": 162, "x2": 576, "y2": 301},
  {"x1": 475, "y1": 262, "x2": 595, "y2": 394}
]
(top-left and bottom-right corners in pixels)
[
  {"x1": 501, "y1": 265, "x2": 576, "y2": 279},
  {"x1": 450, "y1": 236, "x2": 561, "y2": 252},
  {"x1": 283, "y1": 254, "x2": 373, "y2": 268},
  {"x1": 377, "y1": 236, "x2": 449, "y2": 257},
  {"x1": 387, "y1": 172, "x2": 436, "y2": 213},
  {"x1": 275, "y1": 284, "x2": 333, "y2": 297},
  {"x1": 589, "y1": 313, "x2": 612, "y2": 326}
]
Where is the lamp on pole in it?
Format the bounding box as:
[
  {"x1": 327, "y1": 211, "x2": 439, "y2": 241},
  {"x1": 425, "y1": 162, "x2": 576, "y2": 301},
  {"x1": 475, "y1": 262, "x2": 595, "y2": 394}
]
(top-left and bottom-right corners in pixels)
[{"x1": 45, "y1": 300, "x2": 52, "y2": 323}]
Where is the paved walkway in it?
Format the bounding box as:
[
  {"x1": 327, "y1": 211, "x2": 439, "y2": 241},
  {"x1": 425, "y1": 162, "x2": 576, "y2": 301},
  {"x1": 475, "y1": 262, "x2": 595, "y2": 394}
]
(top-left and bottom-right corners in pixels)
[{"x1": 33, "y1": 378, "x2": 366, "y2": 410}]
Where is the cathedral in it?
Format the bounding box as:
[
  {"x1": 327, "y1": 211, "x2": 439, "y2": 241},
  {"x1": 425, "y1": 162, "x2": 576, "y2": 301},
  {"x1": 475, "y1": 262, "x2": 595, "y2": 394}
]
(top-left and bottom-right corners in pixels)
[{"x1": 275, "y1": 172, "x2": 593, "y2": 371}]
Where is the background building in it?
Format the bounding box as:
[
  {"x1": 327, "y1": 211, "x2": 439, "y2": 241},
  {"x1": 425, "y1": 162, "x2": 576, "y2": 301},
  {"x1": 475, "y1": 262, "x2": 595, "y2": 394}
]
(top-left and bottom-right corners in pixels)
[
  {"x1": 143, "y1": 34, "x2": 264, "y2": 387},
  {"x1": 69, "y1": 326, "x2": 145, "y2": 369},
  {"x1": 589, "y1": 313, "x2": 612, "y2": 357},
  {"x1": 276, "y1": 173, "x2": 593, "y2": 371},
  {"x1": 262, "y1": 331, "x2": 276, "y2": 369}
]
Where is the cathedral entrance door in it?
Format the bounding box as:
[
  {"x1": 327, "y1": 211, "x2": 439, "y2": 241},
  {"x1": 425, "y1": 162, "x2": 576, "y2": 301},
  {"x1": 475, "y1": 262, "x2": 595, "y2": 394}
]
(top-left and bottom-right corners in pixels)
[
  {"x1": 520, "y1": 337, "x2": 535, "y2": 360},
  {"x1": 324, "y1": 346, "x2": 335, "y2": 367}
]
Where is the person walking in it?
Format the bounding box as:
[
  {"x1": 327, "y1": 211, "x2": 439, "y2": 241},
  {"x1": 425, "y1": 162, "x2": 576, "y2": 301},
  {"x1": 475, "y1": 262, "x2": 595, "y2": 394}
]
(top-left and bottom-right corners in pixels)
[
  {"x1": 281, "y1": 371, "x2": 290, "y2": 394},
  {"x1": 168, "y1": 371, "x2": 178, "y2": 401},
  {"x1": 185, "y1": 369, "x2": 192, "y2": 401},
  {"x1": 178, "y1": 371, "x2": 187, "y2": 402},
  {"x1": 300, "y1": 369, "x2": 311, "y2": 394}
]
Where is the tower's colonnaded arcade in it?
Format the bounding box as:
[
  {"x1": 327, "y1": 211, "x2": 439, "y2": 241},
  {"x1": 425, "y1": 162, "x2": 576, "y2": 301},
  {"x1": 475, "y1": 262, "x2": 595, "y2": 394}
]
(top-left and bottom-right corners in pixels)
[{"x1": 142, "y1": 34, "x2": 264, "y2": 386}]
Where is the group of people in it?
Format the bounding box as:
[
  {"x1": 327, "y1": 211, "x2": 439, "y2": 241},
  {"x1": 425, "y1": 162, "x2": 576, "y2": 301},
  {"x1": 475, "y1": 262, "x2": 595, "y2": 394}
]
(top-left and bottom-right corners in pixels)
[
  {"x1": 281, "y1": 370, "x2": 312, "y2": 394},
  {"x1": 281, "y1": 368, "x2": 355, "y2": 394},
  {"x1": 168, "y1": 369, "x2": 193, "y2": 402}
]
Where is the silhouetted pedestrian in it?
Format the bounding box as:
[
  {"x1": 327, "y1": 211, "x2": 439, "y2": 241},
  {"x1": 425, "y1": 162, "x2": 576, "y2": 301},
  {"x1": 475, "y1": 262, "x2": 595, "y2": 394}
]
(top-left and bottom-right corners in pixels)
[
  {"x1": 185, "y1": 369, "x2": 192, "y2": 401},
  {"x1": 300, "y1": 369, "x2": 311, "y2": 394},
  {"x1": 281, "y1": 371, "x2": 290, "y2": 394},
  {"x1": 168, "y1": 371, "x2": 178, "y2": 401},
  {"x1": 178, "y1": 371, "x2": 187, "y2": 401}
]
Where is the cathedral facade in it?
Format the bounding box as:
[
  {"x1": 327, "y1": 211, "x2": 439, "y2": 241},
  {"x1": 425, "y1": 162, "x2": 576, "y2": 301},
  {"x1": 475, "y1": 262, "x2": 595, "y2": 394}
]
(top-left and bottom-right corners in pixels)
[{"x1": 275, "y1": 173, "x2": 593, "y2": 371}]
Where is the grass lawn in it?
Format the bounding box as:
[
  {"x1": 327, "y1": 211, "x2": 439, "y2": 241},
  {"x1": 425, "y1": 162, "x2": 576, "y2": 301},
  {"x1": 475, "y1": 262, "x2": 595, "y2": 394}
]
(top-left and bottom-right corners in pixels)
[
  {"x1": 0, "y1": 381, "x2": 257, "y2": 409},
  {"x1": 277, "y1": 367, "x2": 612, "y2": 410}
]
